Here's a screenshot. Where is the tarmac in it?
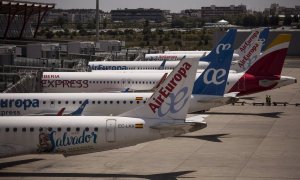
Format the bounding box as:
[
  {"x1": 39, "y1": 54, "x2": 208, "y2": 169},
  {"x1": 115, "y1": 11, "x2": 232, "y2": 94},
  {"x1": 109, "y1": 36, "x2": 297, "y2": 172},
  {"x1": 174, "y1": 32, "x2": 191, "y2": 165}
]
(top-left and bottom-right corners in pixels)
[{"x1": 0, "y1": 58, "x2": 299, "y2": 180}]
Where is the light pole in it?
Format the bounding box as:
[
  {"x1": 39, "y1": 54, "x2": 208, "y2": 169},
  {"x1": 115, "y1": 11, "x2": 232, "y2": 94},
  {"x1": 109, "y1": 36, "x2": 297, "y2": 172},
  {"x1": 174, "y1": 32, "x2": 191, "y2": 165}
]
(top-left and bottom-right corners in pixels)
[{"x1": 96, "y1": 0, "x2": 100, "y2": 41}]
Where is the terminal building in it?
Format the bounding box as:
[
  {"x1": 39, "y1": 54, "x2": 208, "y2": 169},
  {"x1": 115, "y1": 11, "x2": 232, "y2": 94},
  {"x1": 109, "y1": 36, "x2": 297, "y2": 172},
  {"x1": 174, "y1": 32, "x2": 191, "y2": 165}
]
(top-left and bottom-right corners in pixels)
[
  {"x1": 111, "y1": 8, "x2": 170, "y2": 22},
  {"x1": 201, "y1": 5, "x2": 247, "y2": 20},
  {"x1": 264, "y1": 4, "x2": 300, "y2": 16},
  {"x1": 180, "y1": 5, "x2": 247, "y2": 20}
]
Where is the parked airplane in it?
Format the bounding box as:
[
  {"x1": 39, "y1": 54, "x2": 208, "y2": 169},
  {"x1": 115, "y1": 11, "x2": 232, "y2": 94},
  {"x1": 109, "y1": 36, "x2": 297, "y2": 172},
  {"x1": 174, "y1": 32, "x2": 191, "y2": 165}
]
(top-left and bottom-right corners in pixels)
[
  {"x1": 1, "y1": 49, "x2": 235, "y2": 116},
  {"x1": 89, "y1": 28, "x2": 268, "y2": 72},
  {"x1": 89, "y1": 57, "x2": 209, "y2": 71},
  {"x1": 145, "y1": 28, "x2": 269, "y2": 72},
  {"x1": 0, "y1": 56, "x2": 208, "y2": 158},
  {"x1": 88, "y1": 29, "x2": 238, "y2": 71},
  {"x1": 26, "y1": 99, "x2": 89, "y2": 116},
  {"x1": 163, "y1": 27, "x2": 269, "y2": 55},
  {"x1": 42, "y1": 35, "x2": 296, "y2": 97}
]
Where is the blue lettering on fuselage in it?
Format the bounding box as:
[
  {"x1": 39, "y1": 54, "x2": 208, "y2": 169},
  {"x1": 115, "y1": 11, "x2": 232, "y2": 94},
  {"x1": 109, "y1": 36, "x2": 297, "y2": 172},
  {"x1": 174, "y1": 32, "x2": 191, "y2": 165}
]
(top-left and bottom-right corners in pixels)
[
  {"x1": 48, "y1": 130, "x2": 98, "y2": 152},
  {"x1": 89, "y1": 65, "x2": 128, "y2": 70},
  {"x1": 0, "y1": 99, "x2": 39, "y2": 110}
]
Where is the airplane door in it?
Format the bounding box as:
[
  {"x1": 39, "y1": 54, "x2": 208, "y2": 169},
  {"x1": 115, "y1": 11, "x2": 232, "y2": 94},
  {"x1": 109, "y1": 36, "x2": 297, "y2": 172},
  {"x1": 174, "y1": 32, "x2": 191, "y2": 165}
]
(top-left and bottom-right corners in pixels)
[
  {"x1": 50, "y1": 99, "x2": 55, "y2": 108},
  {"x1": 106, "y1": 119, "x2": 116, "y2": 142},
  {"x1": 238, "y1": 76, "x2": 245, "y2": 91}
]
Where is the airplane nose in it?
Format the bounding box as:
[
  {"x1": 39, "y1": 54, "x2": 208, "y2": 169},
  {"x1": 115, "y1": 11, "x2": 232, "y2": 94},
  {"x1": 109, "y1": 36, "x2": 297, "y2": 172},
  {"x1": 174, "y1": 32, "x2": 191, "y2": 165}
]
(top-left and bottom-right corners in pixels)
[{"x1": 295, "y1": 79, "x2": 298, "y2": 83}]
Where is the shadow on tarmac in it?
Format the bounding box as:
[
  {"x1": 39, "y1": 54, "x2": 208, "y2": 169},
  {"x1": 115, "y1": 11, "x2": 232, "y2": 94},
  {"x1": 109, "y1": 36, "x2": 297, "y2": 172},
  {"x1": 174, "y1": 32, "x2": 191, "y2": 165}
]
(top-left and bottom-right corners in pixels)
[
  {"x1": 0, "y1": 158, "x2": 44, "y2": 170},
  {"x1": 0, "y1": 170, "x2": 195, "y2": 180},
  {"x1": 177, "y1": 133, "x2": 230, "y2": 142},
  {"x1": 239, "y1": 96, "x2": 257, "y2": 100},
  {"x1": 204, "y1": 111, "x2": 284, "y2": 118}
]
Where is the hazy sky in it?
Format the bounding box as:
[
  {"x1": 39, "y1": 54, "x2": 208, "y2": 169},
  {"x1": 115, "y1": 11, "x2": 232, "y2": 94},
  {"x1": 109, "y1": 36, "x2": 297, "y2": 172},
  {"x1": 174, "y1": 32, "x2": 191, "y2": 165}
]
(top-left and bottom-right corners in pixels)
[{"x1": 31, "y1": 0, "x2": 299, "y2": 12}]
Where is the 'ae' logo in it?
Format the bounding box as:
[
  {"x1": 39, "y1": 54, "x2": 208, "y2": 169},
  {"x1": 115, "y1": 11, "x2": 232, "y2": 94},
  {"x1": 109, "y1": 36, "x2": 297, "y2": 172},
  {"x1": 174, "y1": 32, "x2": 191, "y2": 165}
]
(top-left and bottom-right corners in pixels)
[{"x1": 203, "y1": 68, "x2": 227, "y2": 85}]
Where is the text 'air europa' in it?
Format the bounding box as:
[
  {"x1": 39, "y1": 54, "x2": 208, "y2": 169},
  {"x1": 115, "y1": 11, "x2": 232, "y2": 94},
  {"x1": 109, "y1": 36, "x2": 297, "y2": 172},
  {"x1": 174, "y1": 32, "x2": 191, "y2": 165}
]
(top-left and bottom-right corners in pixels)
[{"x1": 148, "y1": 62, "x2": 192, "y2": 113}]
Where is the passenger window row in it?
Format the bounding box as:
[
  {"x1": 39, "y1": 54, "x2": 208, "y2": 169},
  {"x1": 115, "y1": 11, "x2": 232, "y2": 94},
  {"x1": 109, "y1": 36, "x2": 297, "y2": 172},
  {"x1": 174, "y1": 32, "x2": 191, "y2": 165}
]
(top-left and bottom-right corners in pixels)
[
  {"x1": 88, "y1": 81, "x2": 157, "y2": 85},
  {"x1": 43, "y1": 100, "x2": 147, "y2": 105},
  {"x1": 126, "y1": 67, "x2": 172, "y2": 70},
  {"x1": 3, "y1": 127, "x2": 98, "y2": 133}
]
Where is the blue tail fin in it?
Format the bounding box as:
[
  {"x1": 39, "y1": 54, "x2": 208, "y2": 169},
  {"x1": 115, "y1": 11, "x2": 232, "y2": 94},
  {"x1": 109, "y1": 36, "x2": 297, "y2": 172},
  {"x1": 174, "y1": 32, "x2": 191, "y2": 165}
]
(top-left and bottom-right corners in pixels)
[
  {"x1": 70, "y1": 99, "x2": 89, "y2": 116},
  {"x1": 259, "y1": 27, "x2": 270, "y2": 52},
  {"x1": 200, "y1": 29, "x2": 237, "y2": 62},
  {"x1": 192, "y1": 49, "x2": 234, "y2": 96}
]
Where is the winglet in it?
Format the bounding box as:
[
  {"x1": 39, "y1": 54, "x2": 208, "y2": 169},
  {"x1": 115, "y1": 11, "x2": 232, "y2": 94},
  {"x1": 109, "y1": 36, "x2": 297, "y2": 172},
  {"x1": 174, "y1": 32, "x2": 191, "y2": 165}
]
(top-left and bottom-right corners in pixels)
[
  {"x1": 153, "y1": 73, "x2": 168, "y2": 89},
  {"x1": 201, "y1": 29, "x2": 236, "y2": 62},
  {"x1": 56, "y1": 108, "x2": 66, "y2": 116},
  {"x1": 159, "y1": 60, "x2": 167, "y2": 70},
  {"x1": 69, "y1": 99, "x2": 89, "y2": 116},
  {"x1": 120, "y1": 57, "x2": 199, "y2": 120}
]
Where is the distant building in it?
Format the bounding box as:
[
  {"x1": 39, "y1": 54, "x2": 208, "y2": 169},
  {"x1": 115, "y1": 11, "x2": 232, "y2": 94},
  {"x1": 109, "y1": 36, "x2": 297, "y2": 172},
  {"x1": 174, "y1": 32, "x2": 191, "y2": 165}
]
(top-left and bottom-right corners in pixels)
[
  {"x1": 265, "y1": 4, "x2": 300, "y2": 16},
  {"x1": 111, "y1": 8, "x2": 169, "y2": 22},
  {"x1": 201, "y1": 5, "x2": 247, "y2": 20},
  {"x1": 68, "y1": 42, "x2": 95, "y2": 55},
  {"x1": 27, "y1": 43, "x2": 60, "y2": 59},
  {"x1": 95, "y1": 40, "x2": 124, "y2": 52},
  {"x1": 42, "y1": 9, "x2": 110, "y2": 24},
  {"x1": 180, "y1": 9, "x2": 202, "y2": 18}
]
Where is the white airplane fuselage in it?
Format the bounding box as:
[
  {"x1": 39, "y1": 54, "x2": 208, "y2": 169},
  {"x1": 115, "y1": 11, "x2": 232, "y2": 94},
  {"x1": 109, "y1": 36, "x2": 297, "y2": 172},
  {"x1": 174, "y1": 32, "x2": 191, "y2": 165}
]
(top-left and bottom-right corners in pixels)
[
  {"x1": 41, "y1": 71, "x2": 296, "y2": 96},
  {"x1": 88, "y1": 60, "x2": 209, "y2": 71},
  {"x1": 0, "y1": 116, "x2": 205, "y2": 158},
  {"x1": 0, "y1": 93, "x2": 235, "y2": 116}
]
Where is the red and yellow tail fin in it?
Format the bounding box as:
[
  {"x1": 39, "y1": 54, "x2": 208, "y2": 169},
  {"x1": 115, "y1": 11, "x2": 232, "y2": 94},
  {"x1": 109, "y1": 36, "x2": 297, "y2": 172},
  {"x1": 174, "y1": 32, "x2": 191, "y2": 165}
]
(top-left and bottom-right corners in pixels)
[{"x1": 246, "y1": 34, "x2": 291, "y2": 76}]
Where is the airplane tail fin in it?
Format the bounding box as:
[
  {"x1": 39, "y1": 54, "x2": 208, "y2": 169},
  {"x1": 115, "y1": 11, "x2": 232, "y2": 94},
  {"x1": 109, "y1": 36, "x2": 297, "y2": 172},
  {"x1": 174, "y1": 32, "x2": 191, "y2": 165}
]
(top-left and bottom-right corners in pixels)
[
  {"x1": 259, "y1": 27, "x2": 270, "y2": 52},
  {"x1": 246, "y1": 34, "x2": 291, "y2": 76},
  {"x1": 120, "y1": 58, "x2": 199, "y2": 120},
  {"x1": 70, "y1": 99, "x2": 89, "y2": 116},
  {"x1": 201, "y1": 29, "x2": 237, "y2": 62},
  {"x1": 192, "y1": 49, "x2": 234, "y2": 96},
  {"x1": 235, "y1": 28, "x2": 268, "y2": 55},
  {"x1": 234, "y1": 40, "x2": 263, "y2": 72}
]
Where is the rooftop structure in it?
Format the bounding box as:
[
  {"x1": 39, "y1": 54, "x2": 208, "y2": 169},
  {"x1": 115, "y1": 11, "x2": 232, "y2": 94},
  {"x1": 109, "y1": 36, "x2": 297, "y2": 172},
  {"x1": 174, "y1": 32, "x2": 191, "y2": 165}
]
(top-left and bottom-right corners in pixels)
[
  {"x1": 111, "y1": 8, "x2": 169, "y2": 22},
  {"x1": 265, "y1": 4, "x2": 300, "y2": 16},
  {"x1": 201, "y1": 5, "x2": 247, "y2": 20},
  {"x1": 0, "y1": 0, "x2": 55, "y2": 39}
]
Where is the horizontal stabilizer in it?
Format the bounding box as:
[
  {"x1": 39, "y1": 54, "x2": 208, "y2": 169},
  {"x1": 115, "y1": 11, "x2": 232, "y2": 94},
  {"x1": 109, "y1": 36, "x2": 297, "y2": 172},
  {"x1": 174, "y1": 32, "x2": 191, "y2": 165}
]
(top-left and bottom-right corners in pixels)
[{"x1": 186, "y1": 115, "x2": 208, "y2": 123}]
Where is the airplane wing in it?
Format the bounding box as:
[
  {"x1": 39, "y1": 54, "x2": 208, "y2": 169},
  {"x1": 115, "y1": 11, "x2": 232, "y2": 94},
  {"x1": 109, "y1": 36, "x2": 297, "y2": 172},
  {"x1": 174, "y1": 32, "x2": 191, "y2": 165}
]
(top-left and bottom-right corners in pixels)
[
  {"x1": 69, "y1": 99, "x2": 89, "y2": 116},
  {"x1": 224, "y1": 92, "x2": 239, "y2": 97},
  {"x1": 186, "y1": 114, "x2": 208, "y2": 123},
  {"x1": 150, "y1": 115, "x2": 208, "y2": 130},
  {"x1": 26, "y1": 100, "x2": 88, "y2": 116}
]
